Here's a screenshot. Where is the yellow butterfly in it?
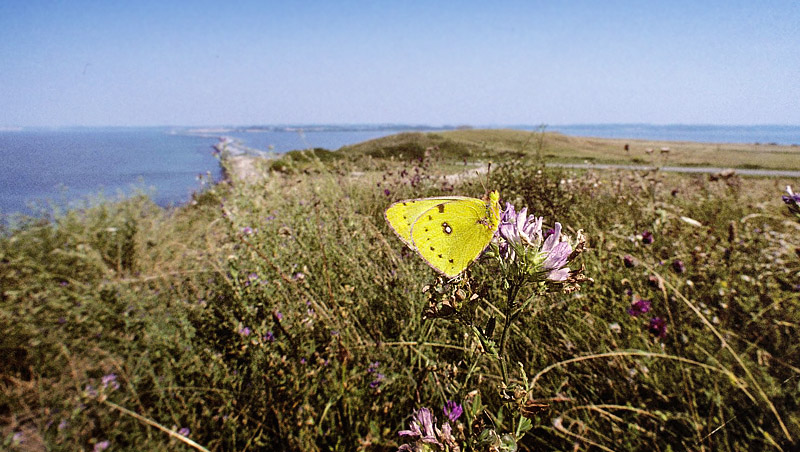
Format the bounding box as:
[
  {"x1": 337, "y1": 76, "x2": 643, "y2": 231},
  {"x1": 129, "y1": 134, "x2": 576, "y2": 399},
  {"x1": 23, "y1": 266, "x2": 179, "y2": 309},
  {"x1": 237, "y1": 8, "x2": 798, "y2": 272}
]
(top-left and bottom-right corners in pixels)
[{"x1": 385, "y1": 191, "x2": 501, "y2": 278}]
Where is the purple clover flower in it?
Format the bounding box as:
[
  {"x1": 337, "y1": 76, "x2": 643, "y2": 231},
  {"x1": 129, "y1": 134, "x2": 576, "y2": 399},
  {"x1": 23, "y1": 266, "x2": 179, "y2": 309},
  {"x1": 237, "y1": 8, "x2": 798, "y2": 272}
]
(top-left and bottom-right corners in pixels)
[
  {"x1": 672, "y1": 259, "x2": 686, "y2": 273},
  {"x1": 649, "y1": 317, "x2": 668, "y2": 338},
  {"x1": 178, "y1": 427, "x2": 190, "y2": 437},
  {"x1": 641, "y1": 230, "x2": 654, "y2": 244},
  {"x1": 242, "y1": 226, "x2": 254, "y2": 235},
  {"x1": 239, "y1": 326, "x2": 251, "y2": 337},
  {"x1": 263, "y1": 331, "x2": 275, "y2": 342},
  {"x1": 627, "y1": 299, "x2": 652, "y2": 317},
  {"x1": 442, "y1": 400, "x2": 463, "y2": 422},
  {"x1": 367, "y1": 361, "x2": 380, "y2": 373},
  {"x1": 93, "y1": 440, "x2": 110, "y2": 452}
]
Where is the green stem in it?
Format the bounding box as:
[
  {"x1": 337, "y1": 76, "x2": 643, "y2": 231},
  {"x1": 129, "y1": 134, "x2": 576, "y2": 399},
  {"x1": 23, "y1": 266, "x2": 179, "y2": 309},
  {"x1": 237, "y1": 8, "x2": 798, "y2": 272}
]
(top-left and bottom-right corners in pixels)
[{"x1": 497, "y1": 283, "x2": 520, "y2": 385}]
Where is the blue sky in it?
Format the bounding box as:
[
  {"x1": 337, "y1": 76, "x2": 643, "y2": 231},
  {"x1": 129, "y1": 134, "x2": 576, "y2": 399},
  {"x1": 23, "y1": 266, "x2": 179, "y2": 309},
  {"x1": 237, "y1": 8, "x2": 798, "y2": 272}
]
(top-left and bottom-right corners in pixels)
[{"x1": 1, "y1": 0, "x2": 798, "y2": 127}]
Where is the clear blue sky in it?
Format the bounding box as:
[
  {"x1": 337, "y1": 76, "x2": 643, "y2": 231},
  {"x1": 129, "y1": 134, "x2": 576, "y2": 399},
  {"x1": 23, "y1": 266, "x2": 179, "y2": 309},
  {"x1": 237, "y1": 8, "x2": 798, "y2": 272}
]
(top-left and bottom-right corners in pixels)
[{"x1": 1, "y1": 0, "x2": 798, "y2": 127}]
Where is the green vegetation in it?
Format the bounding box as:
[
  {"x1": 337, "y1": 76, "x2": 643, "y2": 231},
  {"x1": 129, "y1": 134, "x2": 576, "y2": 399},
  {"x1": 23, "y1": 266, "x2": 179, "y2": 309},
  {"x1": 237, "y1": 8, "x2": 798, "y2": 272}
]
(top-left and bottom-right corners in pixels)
[{"x1": 2, "y1": 130, "x2": 799, "y2": 451}]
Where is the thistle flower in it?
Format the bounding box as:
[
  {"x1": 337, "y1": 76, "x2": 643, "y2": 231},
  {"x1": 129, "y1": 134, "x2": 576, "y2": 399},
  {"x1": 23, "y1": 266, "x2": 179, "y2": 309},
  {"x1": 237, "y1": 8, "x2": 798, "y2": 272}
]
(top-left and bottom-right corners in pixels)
[{"x1": 641, "y1": 231, "x2": 654, "y2": 244}]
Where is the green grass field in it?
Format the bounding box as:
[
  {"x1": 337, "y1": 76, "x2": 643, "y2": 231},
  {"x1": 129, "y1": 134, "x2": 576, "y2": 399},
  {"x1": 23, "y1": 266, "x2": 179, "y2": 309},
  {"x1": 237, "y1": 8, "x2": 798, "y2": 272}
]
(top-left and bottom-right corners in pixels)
[{"x1": 2, "y1": 130, "x2": 799, "y2": 451}]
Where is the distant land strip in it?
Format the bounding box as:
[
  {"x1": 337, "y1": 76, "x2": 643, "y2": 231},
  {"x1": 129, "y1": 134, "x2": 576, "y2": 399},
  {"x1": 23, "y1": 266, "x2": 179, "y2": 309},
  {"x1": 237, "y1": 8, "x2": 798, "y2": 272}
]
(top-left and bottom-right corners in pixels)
[{"x1": 547, "y1": 163, "x2": 800, "y2": 178}]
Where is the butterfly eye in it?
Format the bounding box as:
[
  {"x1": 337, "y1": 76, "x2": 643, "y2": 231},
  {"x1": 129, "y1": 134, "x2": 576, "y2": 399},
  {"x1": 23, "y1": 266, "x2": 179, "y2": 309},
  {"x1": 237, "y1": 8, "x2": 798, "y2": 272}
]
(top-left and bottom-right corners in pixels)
[{"x1": 441, "y1": 222, "x2": 452, "y2": 235}]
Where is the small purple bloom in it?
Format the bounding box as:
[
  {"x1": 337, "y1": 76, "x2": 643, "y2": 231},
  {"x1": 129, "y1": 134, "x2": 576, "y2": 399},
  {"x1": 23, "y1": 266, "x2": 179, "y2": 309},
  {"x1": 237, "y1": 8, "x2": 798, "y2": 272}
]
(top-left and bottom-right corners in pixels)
[
  {"x1": 12, "y1": 432, "x2": 23, "y2": 444},
  {"x1": 178, "y1": 427, "x2": 190, "y2": 437},
  {"x1": 623, "y1": 254, "x2": 636, "y2": 268},
  {"x1": 442, "y1": 400, "x2": 463, "y2": 422},
  {"x1": 369, "y1": 373, "x2": 385, "y2": 389},
  {"x1": 263, "y1": 331, "x2": 275, "y2": 342},
  {"x1": 384, "y1": 189, "x2": 391, "y2": 196},
  {"x1": 649, "y1": 317, "x2": 668, "y2": 338},
  {"x1": 60, "y1": 281, "x2": 69, "y2": 286},
  {"x1": 300, "y1": 358, "x2": 307, "y2": 364},
  {"x1": 101, "y1": 373, "x2": 120, "y2": 390},
  {"x1": 58, "y1": 419, "x2": 68, "y2": 430},
  {"x1": 241, "y1": 226, "x2": 254, "y2": 235},
  {"x1": 274, "y1": 310, "x2": 283, "y2": 321},
  {"x1": 84, "y1": 384, "x2": 98, "y2": 398},
  {"x1": 672, "y1": 259, "x2": 686, "y2": 273},
  {"x1": 94, "y1": 440, "x2": 110, "y2": 452},
  {"x1": 367, "y1": 361, "x2": 380, "y2": 373},
  {"x1": 627, "y1": 299, "x2": 651, "y2": 317},
  {"x1": 239, "y1": 326, "x2": 251, "y2": 337},
  {"x1": 782, "y1": 186, "x2": 800, "y2": 215},
  {"x1": 641, "y1": 231, "x2": 654, "y2": 244}
]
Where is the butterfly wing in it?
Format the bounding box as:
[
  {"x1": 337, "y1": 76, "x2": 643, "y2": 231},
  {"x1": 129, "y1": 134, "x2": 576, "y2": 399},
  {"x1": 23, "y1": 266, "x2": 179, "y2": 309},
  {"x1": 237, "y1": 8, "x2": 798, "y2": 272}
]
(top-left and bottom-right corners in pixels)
[
  {"x1": 385, "y1": 197, "x2": 468, "y2": 248},
  {"x1": 410, "y1": 194, "x2": 500, "y2": 277}
]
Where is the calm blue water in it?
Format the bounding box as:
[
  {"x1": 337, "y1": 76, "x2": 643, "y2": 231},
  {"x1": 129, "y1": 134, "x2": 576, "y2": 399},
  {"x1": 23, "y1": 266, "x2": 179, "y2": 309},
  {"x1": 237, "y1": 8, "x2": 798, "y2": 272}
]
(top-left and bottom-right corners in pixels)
[
  {"x1": 0, "y1": 127, "x2": 413, "y2": 216},
  {"x1": 2, "y1": 124, "x2": 799, "y2": 217}
]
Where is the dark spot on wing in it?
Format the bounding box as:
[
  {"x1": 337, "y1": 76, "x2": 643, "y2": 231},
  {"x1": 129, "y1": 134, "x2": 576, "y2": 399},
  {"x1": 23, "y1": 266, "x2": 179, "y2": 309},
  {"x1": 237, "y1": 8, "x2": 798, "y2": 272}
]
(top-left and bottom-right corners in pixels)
[
  {"x1": 430, "y1": 246, "x2": 435, "y2": 251},
  {"x1": 448, "y1": 258, "x2": 454, "y2": 263},
  {"x1": 437, "y1": 204, "x2": 445, "y2": 213},
  {"x1": 428, "y1": 215, "x2": 433, "y2": 220}
]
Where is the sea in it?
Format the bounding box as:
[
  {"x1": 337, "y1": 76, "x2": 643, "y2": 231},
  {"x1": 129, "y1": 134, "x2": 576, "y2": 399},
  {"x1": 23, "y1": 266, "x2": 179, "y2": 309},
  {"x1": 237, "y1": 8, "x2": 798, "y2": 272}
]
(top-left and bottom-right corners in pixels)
[{"x1": 1, "y1": 124, "x2": 799, "y2": 217}]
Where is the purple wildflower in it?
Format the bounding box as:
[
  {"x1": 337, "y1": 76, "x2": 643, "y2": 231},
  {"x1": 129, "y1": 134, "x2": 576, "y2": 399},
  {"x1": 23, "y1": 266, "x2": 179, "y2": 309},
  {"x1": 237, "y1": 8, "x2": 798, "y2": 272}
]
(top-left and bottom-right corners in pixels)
[
  {"x1": 672, "y1": 259, "x2": 686, "y2": 273},
  {"x1": 101, "y1": 373, "x2": 120, "y2": 390},
  {"x1": 178, "y1": 427, "x2": 190, "y2": 437},
  {"x1": 384, "y1": 189, "x2": 391, "y2": 196},
  {"x1": 398, "y1": 408, "x2": 441, "y2": 445},
  {"x1": 84, "y1": 384, "x2": 98, "y2": 398},
  {"x1": 241, "y1": 226, "x2": 254, "y2": 235},
  {"x1": 94, "y1": 440, "x2": 110, "y2": 452},
  {"x1": 443, "y1": 400, "x2": 463, "y2": 422},
  {"x1": 649, "y1": 317, "x2": 668, "y2": 338},
  {"x1": 627, "y1": 299, "x2": 652, "y2": 317},
  {"x1": 239, "y1": 326, "x2": 251, "y2": 337},
  {"x1": 300, "y1": 358, "x2": 307, "y2": 364},
  {"x1": 263, "y1": 331, "x2": 275, "y2": 342},
  {"x1": 58, "y1": 419, "x2": 68, "y2": 430},
  {"x1": 12, "y1": 432, "x2": 23, "y2": 444},
  {"x1": 367, "y1": 361, "x2": 380, "y2": 373},
  {"x1": 369, "y1": 373, "x2": 385, "y2": 389},
  {"x1": 273, "y1": 310, "x2": 283, "y2": 321},
  {"x1": 782, "y1": 186, "x2": 800, "y2": 216},
  {"x1": 540, "y1": 222, "x2": 572, "y2": 281},
  {"x1": 641, "y1": 231, "x2": 654, "y2": 244},
  {"x1": 623, "y1": 254, "x2": 636, "y2": 268}
]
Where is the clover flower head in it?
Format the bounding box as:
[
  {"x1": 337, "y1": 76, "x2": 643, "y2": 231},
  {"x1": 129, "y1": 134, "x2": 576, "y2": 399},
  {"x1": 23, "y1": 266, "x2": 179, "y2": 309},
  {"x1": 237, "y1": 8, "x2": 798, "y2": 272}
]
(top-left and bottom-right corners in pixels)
[
  {"x1": 641, "y1": 231, "x2": 654, "y2": 244},
  {"x1": 399, "y1": 407, "x2": 440, "y2": 445},
  {"x1": 496, "y1": 202, "x2": 588, "y2": 291}
]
